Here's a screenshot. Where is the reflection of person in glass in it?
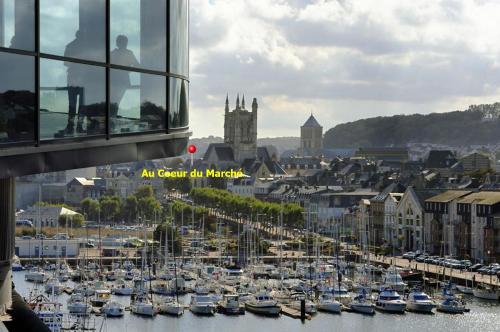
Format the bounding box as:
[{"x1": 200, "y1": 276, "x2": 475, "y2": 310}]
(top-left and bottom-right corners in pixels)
[
  {"x1": 110, "y1": 35, "x2": 139, "y2": 127},
  {"x1": 60, "y1": 30, "x2": 86, "y2": 135}
]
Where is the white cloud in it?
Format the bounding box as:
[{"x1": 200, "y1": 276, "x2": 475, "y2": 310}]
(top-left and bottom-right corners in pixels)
[{"x1": 189, "y1": 0, "x2": 500, "y2": 138}]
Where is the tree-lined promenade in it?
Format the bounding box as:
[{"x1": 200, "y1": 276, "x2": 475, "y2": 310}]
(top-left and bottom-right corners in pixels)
[{"x1": 189, "y1": 187, "x2": 304, "y2": 228}]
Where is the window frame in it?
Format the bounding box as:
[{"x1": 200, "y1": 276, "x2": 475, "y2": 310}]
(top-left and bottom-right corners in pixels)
[{"x1": 0, "y1": 0, "x2": 189, "y2": 148}]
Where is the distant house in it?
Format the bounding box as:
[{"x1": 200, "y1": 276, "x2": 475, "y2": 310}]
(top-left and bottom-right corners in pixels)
[
  {"x1": 461, "y1": 152, "x2": 491, "y2": 172},
  {"x1": 355, "y1": 147, "x2": 409, "y2": 162},
  {"x1": 203, "y1": 143, "x2": 238, "y2": 169},
  {"x1": 65, "y1": 177, "x2": 106, "y2": 205},
  {"x1": 425, "y1": 150, "x2": 457, "y2": 169}
]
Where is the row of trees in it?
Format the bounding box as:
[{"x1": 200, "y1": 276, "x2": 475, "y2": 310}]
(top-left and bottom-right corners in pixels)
[
  {"x1": 189, "y1": 187, "x2": 304, "y2": 228},
  {"x1": 80, "y1": 185, "x2": 162, "y2": 223}
]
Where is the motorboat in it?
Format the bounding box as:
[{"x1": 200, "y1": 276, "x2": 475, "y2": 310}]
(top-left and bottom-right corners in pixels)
[
  {"x1": 456, "y1": 285, "x2": 473, "y2": 295},
  {"x1": 380, "y1": 270, "x2": 407, "y2": 293},
  {"x1": 102, "y1": 301, "x2": 125, "y2": 317},
  {"x1": 375, "y1": 288, "x2": 406, "y2": 313},
  {"x1": 45, "y1": 277, "x2": 64, "y2": 295},
  {"x1": 152, "y1": 281, "x2": 173, "y2": 296},
  {"x1": 349, "y1": 291, "x2": 375, "y2": 315},
  {"x1": 33, "y1": 301, "x2": 63, "y2": 332},
  {"x1": 473, "y1": 285, "x2": 499, "y2": 300},
  {"x1": 332, "y1": 285, "x2": 352, "y2": 305},
  {"x1": 287, "y1": 293, "x2": 317, "y2": 314},
  {"x1": 91, "y1": 289, "x2": 111, "y2": 308},
  {"x1": 316, "y1": 293, "x2": 342, "y2": 314},
  {"x1": 130, "y1": 293, "x2": 156, "y2": 317},
  {"x1": 67, "y1": 293, "x2": 91, "y2": 316},
  {"x1": 112, "y1": 279, "x2": 134, "y2": 296},
  {"x1": 12, "y1": 257, "x2": 24, "y2": 271},
  {"x1": 157, "y1": 297, "x2": 184, "y2": 316},
  {"x1": 190, "y1": 294, "x2": 216, "y2": 315},
  {"x1": 74, "y1": 283, "x2": 95, "y2": 297},
  {"x1": 218, "y1": 294, "x2": 244, "y2": 315},
  {"x1": 25, "y1": 269, "x2": 49, "y2": 283},
  {"x1": 245, "y1": 292, "x2": 281, "y2": 316},
  {"x1": 436, "y1": 298, "x2": 467, "y2": 314},
  {"x1": 406, "y1": 290, "x2": 436, "y2": 313}
]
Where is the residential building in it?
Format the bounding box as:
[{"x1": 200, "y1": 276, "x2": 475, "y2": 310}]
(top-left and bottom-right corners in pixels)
[
  {"x1": 461, "y1": 152, "x2": 491, "y2": 172},
  {"x1": 424, "y1": 190, "x2": 472, "y2": 256},
  {"x1": 65, "y1": 177, "x2": 106, "y2": 205},
  {"x1": 17, "y1": 206, "x2": 80, "y2": 228},
  {"x1": 15, "y1": 239, "x2": 81, "y2": 258},
  {"x1": 456, "y1": 191, "x2": 500, "y2": 263},
  {"x1": 355, "y1": 147, "x2": 409, "y2": 162}
]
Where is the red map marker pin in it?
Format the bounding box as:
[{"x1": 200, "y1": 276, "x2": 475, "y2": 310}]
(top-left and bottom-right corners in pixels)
[{"x1": 188, "y1": 144, "x2": 196, "y2": 167}]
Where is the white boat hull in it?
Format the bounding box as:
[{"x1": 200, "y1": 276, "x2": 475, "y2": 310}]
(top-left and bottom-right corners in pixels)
[
  {"x1": 245, "y1": 303, "x2": 281, "y2": 316},
  {"x1": 190, "y1": 304, "x2": 216, "y2": 315},
  {"x1": 159, "y1": 304, "x2": 184, "y2": 316},
  {"x1": 317, "y1": 302, "x2": 342, "y2": 314},
  {"x1": 456, "y1": 286, "x2": 473, "y2": 295},
  {"x1": 473, "y1": 289, "x2": 499, "y2": 300},
  {"x1": 350, "y1": 303, "x2": 375, "y2": 315},
  {"x1": 67, "y1": 303, "x2": 91, "y2": 315},
  {"x1": 437, "y1": 303, "x2": 466, "y2": 314},
  {"x1": 131, "y1": 304, "x2": 156, "y2": 317},
  {"x1": 376, "y1": 301, "x2": 406, "y2": 313},
  {"x1": 103, "y1": 307, "x2": 125, "y2": 317},
  {"x1": 407, "y1": 301, "x2": 436, "y2": 313}
]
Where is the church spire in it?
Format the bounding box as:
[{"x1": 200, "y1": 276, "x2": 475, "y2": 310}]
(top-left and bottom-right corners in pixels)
[
  {"x1": 236, "y1": 93, "x2": 240, "y2": 109},
  {"x1": 225, "y1": 94, "x2": 229, "y2": 113},
  {"x1": 242, "y1": 95, "x2": 245, "y2": 109}
]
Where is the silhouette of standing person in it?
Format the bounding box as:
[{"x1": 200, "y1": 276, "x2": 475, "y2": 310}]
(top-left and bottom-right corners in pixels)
[
  {"x1": 58, "y1": 30, "x2": 86, "y2": 136},
  {"x1": 110, "y1": 35, "x2": 139, "y2": 130}
]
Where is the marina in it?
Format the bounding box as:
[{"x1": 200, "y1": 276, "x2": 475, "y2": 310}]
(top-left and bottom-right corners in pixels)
[{"x1": 11, "y1": 261, "x2": 500, "y2": 332}]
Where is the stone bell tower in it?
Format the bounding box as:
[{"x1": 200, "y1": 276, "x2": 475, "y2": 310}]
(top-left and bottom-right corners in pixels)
[{"x1": 224, "y1": 94, "x2": 258, "y2": 162}]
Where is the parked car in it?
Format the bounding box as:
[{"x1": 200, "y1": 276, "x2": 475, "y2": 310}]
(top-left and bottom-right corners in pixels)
[
  {"x1": 85, "y1": 241, "x2": 96, "y2": 248},
  {"x1": 16, "y1": 219, "x2": 33, "y2": 227},
  {"x1": 468, "y1": 263, "x2": 483, "y2": 272}
]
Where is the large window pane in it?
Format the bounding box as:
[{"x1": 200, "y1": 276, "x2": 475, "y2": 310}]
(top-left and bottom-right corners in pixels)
[
  {"x1": 111, "y1": 69, "x2": 166, "y2": 134},
  {"x1": 0, "y1": 0, "x2": 34, "y2": 51},
  {"x1": 0, "y1": 52, "x2": 35, "y2": 143},
  {"x1": 169, "y1": 78, "x2": 188, "y2": 129},
  {"x1": 110, "y1": 0, "x2": 166, "y2": 72},
  {"x1": 40, "y1": 0, "x2": 105, "y2": 62},
  {"x1": 40, "y1": 59, "x2": 106, "y2": 140},
  {"x1": 170, "y1": 0, "x2": 188, "y2": 76}
]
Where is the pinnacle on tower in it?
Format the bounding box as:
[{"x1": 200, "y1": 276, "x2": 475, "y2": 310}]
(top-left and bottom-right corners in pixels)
[
  {"x1": 225, "y1": 94, "x2": 229, "y2": 113},
  {"x1": 252, "y1": 98, "x2": 258, "y2": 112},
  {"x1": 242, "y1": 95, "x2": 246, "y2": 109},
  {"x1": 236, "y1": 93, "x2": 240, "y2": 109}
]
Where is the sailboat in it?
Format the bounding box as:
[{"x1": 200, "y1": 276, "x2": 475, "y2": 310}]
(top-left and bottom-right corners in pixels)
[{"x1": 130, "y1": 219, "x2": 156, "y2": 317}]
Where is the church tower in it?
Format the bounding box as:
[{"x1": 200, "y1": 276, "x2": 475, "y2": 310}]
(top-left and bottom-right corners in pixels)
[
  {"x1": 300, "y1": 114, "x2": 323, "y2": 156},
  {"x1": 224, "y1": 94, "x2": 258, "y2": 162}
]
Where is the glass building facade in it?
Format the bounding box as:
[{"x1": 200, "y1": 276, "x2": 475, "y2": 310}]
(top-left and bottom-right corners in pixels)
[
  {"x1": 0, "y1": 0, "x2": 189, "y2": 145},
  {"x1": 0, "y1": 0, "x2": 189, "y2": 147}
]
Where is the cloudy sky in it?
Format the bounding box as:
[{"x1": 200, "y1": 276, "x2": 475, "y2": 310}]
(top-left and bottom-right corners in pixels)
[{"x1": 189, "y1": 0, "x2": 500, "y2": 138}]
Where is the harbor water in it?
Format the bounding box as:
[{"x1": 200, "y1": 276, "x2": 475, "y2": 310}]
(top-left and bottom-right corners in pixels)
[{"x1": 12, "y1": 271, "x2": 500, "y2": 332}]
